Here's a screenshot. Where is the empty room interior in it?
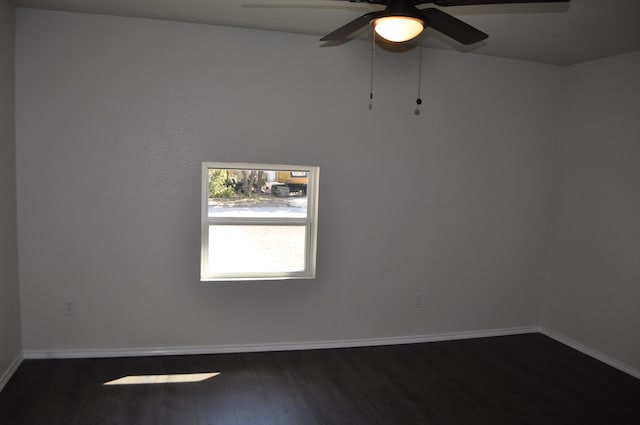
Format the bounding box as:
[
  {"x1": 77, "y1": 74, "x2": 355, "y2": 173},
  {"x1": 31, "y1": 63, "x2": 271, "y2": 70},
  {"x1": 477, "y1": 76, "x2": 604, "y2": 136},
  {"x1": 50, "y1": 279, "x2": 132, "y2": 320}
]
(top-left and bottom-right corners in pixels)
[{"x1": 1, "y1": 0, "x2": 639, "y2": 424}]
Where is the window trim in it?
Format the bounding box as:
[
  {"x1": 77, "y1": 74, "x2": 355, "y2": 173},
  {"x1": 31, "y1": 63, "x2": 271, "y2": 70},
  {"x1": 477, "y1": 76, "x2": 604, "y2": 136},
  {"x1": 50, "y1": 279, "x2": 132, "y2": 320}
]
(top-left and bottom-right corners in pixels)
[{"x1": 200, "y1": 162, "x2": 319, "y2": 281}]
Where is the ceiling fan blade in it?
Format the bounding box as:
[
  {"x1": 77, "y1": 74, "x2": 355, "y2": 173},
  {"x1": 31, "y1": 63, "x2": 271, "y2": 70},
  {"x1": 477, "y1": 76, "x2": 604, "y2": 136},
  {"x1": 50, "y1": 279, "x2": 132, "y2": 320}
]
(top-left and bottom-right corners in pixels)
[
  {"x1": 242, "y1": 1, "x2": 368, "y2": 9},
  {"x1": 320, "y1": 11, "x2": 386, "y2": 41},
  {"x1": 422, "y1": 8, "x2": 488, "y2": 44},
  {"x1": 427, "y1": 0, "x2": 569, "y2": 5},
  {"x1": 325, "y1": 0, "x2": 387, "y2": 4}
]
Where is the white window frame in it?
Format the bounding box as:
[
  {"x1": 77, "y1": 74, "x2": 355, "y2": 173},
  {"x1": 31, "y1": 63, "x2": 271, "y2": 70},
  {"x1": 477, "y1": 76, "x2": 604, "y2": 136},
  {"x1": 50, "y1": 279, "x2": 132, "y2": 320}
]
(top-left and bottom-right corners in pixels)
[{"x1": 201, "y1": 162, "x2": 319, "y2": 281}]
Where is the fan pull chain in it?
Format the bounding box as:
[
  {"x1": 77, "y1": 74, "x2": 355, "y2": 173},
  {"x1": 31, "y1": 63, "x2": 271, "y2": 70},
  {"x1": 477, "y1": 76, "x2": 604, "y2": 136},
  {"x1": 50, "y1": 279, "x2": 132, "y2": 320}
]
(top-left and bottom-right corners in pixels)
[
  {"x1": 369, "y1": 28, "x2": 376, "y2": 111},
  {"x1": 415, "y1": 40, "x2": 424, "y2": 116}
]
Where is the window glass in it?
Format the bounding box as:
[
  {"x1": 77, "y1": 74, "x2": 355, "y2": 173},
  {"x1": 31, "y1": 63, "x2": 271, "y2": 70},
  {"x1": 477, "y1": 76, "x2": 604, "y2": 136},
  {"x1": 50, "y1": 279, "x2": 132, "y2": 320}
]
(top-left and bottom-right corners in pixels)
[
  {"x1": 207, "y1": 168, "x2": 308, "y2": 219},
  {"x1": 207, "y1": 225, "x2": 306, "y2": 274}
]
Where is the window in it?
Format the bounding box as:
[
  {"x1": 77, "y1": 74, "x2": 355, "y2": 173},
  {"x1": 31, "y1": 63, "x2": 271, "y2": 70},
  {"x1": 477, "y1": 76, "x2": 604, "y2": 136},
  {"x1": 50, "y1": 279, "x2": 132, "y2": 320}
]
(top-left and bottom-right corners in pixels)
[{"x1": 201, "y1": 162, "x2": 319, "y2": 281}]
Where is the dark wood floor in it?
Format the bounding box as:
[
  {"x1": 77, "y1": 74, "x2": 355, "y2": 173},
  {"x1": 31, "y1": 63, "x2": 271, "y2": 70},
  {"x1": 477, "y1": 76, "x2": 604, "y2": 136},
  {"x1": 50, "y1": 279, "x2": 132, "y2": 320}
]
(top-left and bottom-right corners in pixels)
[{"x1": 1, "y1": 333, "x2": 638, "y2": 425}]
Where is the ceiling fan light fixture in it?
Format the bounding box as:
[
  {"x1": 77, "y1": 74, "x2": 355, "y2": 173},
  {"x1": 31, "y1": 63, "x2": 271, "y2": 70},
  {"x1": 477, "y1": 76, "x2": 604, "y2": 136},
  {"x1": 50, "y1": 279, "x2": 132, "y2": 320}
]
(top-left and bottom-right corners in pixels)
[{"x1": 373, "y1": 16, "x2": 424, "y2": 43}]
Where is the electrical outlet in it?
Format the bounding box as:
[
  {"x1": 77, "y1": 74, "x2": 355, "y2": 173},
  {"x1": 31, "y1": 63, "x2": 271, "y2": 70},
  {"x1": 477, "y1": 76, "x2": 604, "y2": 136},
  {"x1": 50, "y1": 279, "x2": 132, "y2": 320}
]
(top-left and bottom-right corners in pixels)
[
  {"x1": 414, "y1": 293, "x2": 424, "y2": 310},
  {"x1": 63, "y1": 300, "x2": 75, "y2": 317}
]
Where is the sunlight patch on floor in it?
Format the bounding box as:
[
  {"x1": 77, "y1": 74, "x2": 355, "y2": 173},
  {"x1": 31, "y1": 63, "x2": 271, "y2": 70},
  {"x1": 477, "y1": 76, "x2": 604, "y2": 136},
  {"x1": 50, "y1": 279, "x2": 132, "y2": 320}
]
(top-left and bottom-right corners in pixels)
[{"x1": 103, "y1": 372, "x2": 220, "y2": 385}]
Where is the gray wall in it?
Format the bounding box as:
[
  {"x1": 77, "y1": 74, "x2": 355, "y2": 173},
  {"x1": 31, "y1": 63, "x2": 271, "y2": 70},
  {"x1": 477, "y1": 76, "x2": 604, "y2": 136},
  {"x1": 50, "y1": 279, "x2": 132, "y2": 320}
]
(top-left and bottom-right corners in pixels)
[
  {"x1": 16, "y1": 9, "x2": 559, "y2": 352},
  {"x1": 542, "y1": 50, "x2": 640, "y2": 372},
  {"x1": 0, "y1": 0, "x2": 21, "y2": 384}
]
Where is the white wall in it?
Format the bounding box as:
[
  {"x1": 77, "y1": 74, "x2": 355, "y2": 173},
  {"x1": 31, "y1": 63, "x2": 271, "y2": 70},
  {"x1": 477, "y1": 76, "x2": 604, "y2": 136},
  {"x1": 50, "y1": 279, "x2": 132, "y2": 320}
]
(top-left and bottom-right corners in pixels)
[
  {"x1": 0, "y1": 0, "x2": 22, "y2": 384},
  {"x1": 16, "y1": 9, "x2": 560, "y2": 352},
  {"x1": 542, "y1": 51, "x2": 640, "y2": 372}
]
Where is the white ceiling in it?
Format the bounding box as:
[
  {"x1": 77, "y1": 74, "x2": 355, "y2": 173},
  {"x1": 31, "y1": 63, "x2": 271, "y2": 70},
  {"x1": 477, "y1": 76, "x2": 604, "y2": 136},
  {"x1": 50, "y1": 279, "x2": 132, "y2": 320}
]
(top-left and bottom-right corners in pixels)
[{"x1": 10, "y1": 0, "x2": 640, "y2": 66}]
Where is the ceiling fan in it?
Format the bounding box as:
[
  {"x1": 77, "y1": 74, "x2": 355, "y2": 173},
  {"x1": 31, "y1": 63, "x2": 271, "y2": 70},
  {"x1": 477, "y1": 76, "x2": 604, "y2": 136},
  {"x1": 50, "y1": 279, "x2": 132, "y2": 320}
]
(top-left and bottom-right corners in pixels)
[{"x1": 320, "y1": 0, "x2": 570, "y2": 44}]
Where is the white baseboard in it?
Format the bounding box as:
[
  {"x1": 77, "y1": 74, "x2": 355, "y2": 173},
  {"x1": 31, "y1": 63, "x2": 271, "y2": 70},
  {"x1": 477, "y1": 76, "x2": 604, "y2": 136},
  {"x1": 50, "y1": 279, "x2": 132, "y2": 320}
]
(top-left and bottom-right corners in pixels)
[
  {"x1": 539, "y1": 327, "x2": 640, "y2": 380},
  {"x1": 22, "y1": 326, "x2": 538, "y2": 359},
  {"x1": 16, "y1": 327, "x2": 639, "y2": 381},
  {"x1": 0, "y1": 352, "x2": 23, "y2": 393}
]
